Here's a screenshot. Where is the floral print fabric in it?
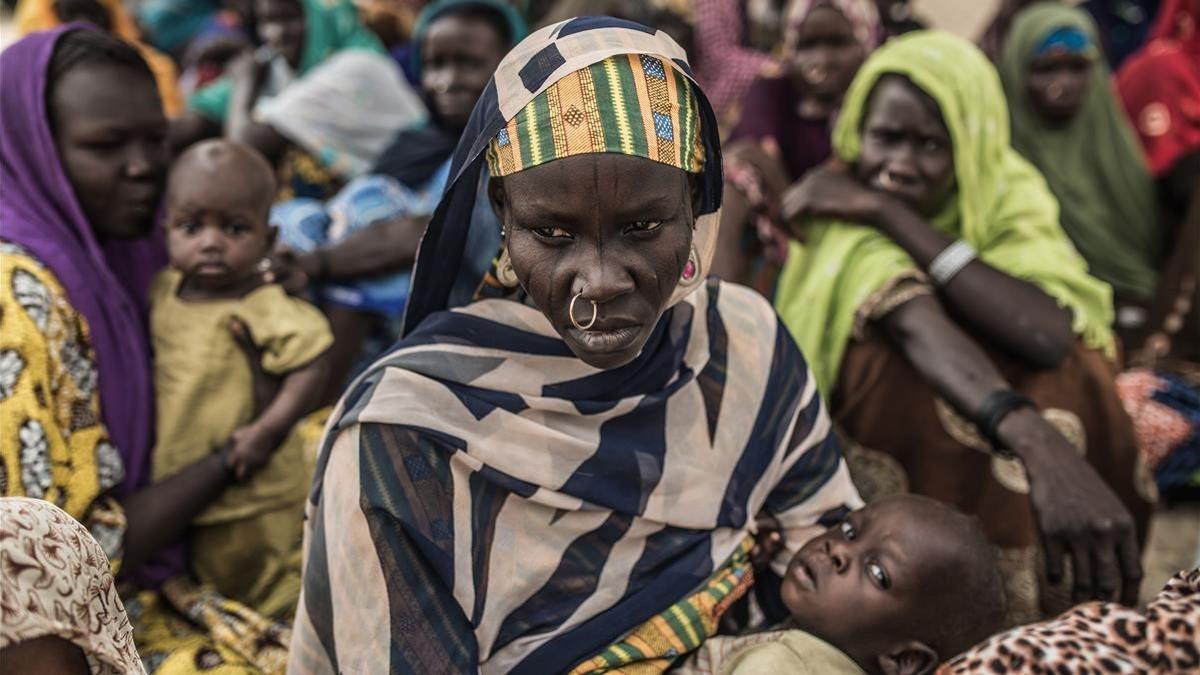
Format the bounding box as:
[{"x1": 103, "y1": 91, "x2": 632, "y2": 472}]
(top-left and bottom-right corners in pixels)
[{"x1": 0, "y1": 496, "x2": 145, "y2": 674}]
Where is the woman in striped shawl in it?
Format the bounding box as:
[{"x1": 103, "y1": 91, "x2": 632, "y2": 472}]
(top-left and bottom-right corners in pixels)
[{"x1": 289, "y1": 18, "x2": 861, "y2": 674}]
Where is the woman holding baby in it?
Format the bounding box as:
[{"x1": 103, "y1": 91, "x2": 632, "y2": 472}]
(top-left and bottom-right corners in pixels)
[{"x1": 0, "y1": 26, "x2": 297, "y2": 673}]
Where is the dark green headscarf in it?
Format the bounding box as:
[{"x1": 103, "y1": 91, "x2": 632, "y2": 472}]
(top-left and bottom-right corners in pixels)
[{"x1": 1000, "y1": 2, "x2": 1162, "y2": 301}]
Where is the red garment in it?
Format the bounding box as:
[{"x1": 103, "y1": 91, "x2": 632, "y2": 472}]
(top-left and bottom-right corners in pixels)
[
  {"x1": 691, "y1": 0, "x2": 776, "y2": 120},
  {"x1": 1116, "y1": 0, "x2": 1200, "y2": 177}
]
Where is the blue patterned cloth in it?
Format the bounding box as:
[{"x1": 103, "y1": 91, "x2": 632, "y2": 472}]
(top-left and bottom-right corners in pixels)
[{"x1": 272, "y1": 164, "x2": 451, "y2": 318}]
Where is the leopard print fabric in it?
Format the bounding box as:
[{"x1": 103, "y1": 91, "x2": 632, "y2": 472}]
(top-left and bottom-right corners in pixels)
[{"x1": 939, "y1": 569, "x2": 1199, "y2": 674}]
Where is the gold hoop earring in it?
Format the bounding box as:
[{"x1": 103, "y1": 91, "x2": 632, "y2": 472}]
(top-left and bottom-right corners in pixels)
[
  {"x1": 496, "y1": 245, "x2": 520, "y2": 288},
  {"x1": 569, "y1": 292, "x2": 598, "y2": 330}
]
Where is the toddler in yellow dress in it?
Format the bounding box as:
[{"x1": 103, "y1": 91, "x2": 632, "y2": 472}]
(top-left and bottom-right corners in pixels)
[{"x1": 151, "y1": 140, "x2": 331, "y2": 618}]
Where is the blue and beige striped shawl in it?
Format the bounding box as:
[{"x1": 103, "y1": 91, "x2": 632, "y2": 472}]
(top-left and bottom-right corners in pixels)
[{"x1": 289, "y1": 280, "x2": 860, "y2": 673}]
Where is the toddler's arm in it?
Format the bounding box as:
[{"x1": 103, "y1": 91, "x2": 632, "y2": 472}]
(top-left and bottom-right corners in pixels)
[{"x1": 227, "y1": 351, "x2": 330, "y2": 480}]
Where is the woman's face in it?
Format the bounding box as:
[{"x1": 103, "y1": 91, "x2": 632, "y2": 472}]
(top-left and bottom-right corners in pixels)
[
  {"x1": 256, "y1": 0, "x2": 306, "y2": 69},
  {"x1": 855, "y1": 76, "x2": 955, "y2": 216},
  {"x1": 50, "y1": 63, "x2": 169, "y2": 241},
  {"x1": 784, "y1": 4, "x2": 867, "y2": 120},
  {"x1": 490, "y1": 154, "x2": 699, "y2": 370},
  {"x1": 422, "y1": 13, "x2": 508, "y2": 132},
  {"x1": 1025, "y1": 52, "x2": 1092, "y2": 124}
]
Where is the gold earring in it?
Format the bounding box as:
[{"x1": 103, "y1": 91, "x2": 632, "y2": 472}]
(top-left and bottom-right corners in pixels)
[{"x1": 496, "y1": 245, "x2": 520, "y2": 288}]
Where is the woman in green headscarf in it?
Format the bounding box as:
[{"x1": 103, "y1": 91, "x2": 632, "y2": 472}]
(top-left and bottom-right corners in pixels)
[
  {"x1": 1000, "y1": 2, "x2": 1163, "y2": 338},
  {"x1": 171, "y1": 0, "x2": 426, "y2": 200},
  {"x1": 773, "y1": 30, "x2": 1152, "y2": 624}
]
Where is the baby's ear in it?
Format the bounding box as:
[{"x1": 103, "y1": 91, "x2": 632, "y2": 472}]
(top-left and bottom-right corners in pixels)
[{"x1": 876, "y1": 641, "x2": 939, "y2": 675}]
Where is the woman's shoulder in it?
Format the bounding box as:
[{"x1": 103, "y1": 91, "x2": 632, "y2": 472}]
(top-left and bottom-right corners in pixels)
[
  {"x1": 697, "y1": 279, "x2": 783, "y2": 335},
  {"x1": 0, "y1": 242, "x2": 78, "y2": 332},
  {"x1": 1, "y1": 242, "x2": 67, "y2": 294}
]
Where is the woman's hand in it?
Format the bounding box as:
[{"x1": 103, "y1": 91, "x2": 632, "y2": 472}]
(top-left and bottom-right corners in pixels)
[
  {"x1": 781, "y1": 163, "x2": 885, "y2": 235},
  {"x1": 998, "y1": 408, "x2": 1142, "y2": 605},
  {"x1": 229, "y1": 318, "x2": 281, "y2": 415},
  {"x1": 225, "y1": 423, "x2": 285, "y2": 481},
  {"x1": 266, "y1": 247, "x2": 320, "y2": 296}
]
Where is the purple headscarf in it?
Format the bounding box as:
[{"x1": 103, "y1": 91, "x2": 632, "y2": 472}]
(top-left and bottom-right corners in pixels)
[{"x1": 0, "y1": 25, "x2": 164, "y2": 495}]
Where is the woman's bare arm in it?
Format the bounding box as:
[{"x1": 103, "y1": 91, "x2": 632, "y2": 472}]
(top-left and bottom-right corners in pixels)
[
  {"x1": 874, "y1": 201, "x2": 1074, "y2": 368},
  {"x1": 880, "y1": 295, "x2": 1141, "y2": 604}
]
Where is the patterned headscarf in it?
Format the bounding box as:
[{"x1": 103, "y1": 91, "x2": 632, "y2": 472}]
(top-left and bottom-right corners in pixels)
[
  {"x1": 486, "y1": 53, "x2": 704, "y2": 176},
  {"x1": 0, "y1": 498, "x2": 144, "y2": 674},
  {"x1": 402, "y1": 16, "x2": 723, "y2": 335}
]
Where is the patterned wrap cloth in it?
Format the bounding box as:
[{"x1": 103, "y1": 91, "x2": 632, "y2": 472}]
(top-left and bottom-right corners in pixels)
[
  {"x1": 0, "y1": 497, "x2": 144, "y2": 675},
  {"x1": 938, "y1": 569, "x2": 1200, "y2": 674},
  {"x1": 289, "y1": 17, "x2": 861, "y2": 675},
  {"x1": 486, "y1": 52, "x2": 705, "y2": 176}
]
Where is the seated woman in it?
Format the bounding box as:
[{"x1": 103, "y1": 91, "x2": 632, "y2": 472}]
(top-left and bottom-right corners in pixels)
[
  {"x1": 15, "y1": 0, "x2": 184, "y2": 115},
  {"x1": 1, "y1": 27, "x2": 289, "y2": 672},
  {"x1": 1114, "y1": 0, "x2": 1200, "y2": 519},
  {"x1": 1117, "y1": 0, "x2": 1200, "y2": 368},
  {"x1": 1000, "y1": 2, "x2": 1164, "y2": 345},
  {"x1": 173, "y1": 0, "x2": 425, "y2": 201},
  {"x1": 269, "y1": 0, "x2": 526, "y2": 400},
  {"x1": 289, "y1": 19, "x2": 862, "y2": 673},
  {"x1": 773, "y1": 31, "x2": 1151, "y2": 625},
  {"x1": 712, "y1": 0, "x2": 881, "y2": 290}
]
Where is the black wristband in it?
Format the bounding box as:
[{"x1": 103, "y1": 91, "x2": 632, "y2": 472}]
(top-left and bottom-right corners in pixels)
[{"x1": 974, "y1": 389, "x2": 1036, "y2": 449}]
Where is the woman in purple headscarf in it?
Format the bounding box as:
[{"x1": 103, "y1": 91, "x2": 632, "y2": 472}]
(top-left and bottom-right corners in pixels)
[{"x1": 0, "y1": 26, "x2": 289, "y2": 672}]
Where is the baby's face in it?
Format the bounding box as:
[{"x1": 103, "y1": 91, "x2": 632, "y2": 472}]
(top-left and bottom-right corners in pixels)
[
  {"x1": 781, "y1": 497, "x2": 962, "y2": 660},
  {"x1": 165, "y1": 166, "x2": 273, "y2": 291}
]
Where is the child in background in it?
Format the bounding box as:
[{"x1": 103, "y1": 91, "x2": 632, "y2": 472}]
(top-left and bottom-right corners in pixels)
[
  {"x1": 682, "y1": 495, "x2": 1008, "y2": 675},
  {"x1": 151, "y1": 140, "x2": 332, "y2": 618}
]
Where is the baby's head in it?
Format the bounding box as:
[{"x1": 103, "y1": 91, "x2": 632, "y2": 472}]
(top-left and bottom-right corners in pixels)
[
  {"x1": 165, "y1": 140, "x2": 276, "y2": 291},
  {"x1": 783, "y1": 495, "x2": 1005, "y2": 675}
]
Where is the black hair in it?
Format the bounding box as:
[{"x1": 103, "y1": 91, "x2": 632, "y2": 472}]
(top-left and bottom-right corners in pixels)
[
  {"x1": 48, "y1": 29, "x2": 156, "y2": 90},
  {"x1": 924, "y1": 508, "x2": 1008, "y2": 658},
  {"x1": 428, "y1": 4, "x2": 513, "y2": 47},
  {"x1": 52, "y1": 0, "x2": 112, "y2": 31}
]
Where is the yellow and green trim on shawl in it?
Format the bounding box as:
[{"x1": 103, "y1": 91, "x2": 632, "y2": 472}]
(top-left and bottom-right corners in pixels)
[
  {"x1": 487, "y1": 53, "x2": 705, "y2": 177},
  {"x1": 774, "y1": 30, "x2": 1116, "y2": 397},
  {"x1": 569, "y1": 536, "x2": 755, "y2": 674}
]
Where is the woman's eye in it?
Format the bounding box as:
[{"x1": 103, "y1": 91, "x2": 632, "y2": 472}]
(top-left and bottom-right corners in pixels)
[
  {"x1": 176, "y1": 221, "x2": 199, "y2": 234},
  {"x1": 226, "y1": 223, "x2": 249, "y2": 235},
  {"x1": 839, "y1": 520, "x2": 856, "y2": 540},
  {"x1": 923, "y1": 138, "x2": 945, "y2": 152},
  {"x1": 625, "y1": 220, "x2": 663, "y2": 234},
  {"x1": 867, "y1": 560, "x2": 891, "y2": 589},
  {"x1": 531, "y1": 226, "x2": 573, "y2": 239}
]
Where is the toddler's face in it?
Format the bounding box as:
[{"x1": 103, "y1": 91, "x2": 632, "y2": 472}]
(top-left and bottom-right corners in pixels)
[
  {"x1": 166, "y1": 174, "x2": 272, "y2": 292},
  {"x1": 780, "y1": 497, "x2": 962, "y2": 660}
]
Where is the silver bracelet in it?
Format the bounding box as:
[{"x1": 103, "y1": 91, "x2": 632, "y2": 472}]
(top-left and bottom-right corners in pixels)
[{"x1": 927, "y1": 240, "x2": 977, "y2": 286}]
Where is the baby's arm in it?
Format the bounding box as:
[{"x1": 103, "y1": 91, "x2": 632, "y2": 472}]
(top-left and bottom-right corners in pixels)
[{"x1": 226, "y1": 351, "x2": 330, "y2": 481}]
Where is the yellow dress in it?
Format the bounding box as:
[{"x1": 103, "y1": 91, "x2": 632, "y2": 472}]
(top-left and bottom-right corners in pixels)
[
  {"x1": 0, "y1": 243, "x2": 288, "y2": 674},
  {"x1": 150, "y1": 268, "x2": 332, "y2": 618}
]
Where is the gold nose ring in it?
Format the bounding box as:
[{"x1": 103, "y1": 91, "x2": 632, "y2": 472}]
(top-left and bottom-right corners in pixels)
[{"x1": 569, "y1": 292, "x2": 598, "y2": 330}]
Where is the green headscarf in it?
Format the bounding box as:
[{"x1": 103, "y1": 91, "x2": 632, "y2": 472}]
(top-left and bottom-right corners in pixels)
[
  {"x1": 999, "y1": 2, "x2": 1161, "y2": 301},
  {"x1": 188, "y1": 0, "x2": 385, "y2": 123},
  {"x1": 774, "y1": 30, "x2": 1115, "y2": 397}
]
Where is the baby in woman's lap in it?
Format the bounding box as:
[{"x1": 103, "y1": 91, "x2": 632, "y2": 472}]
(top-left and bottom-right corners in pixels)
[{"x1": 682, "y1": 495, "x2": 1007, "y2": 675}]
